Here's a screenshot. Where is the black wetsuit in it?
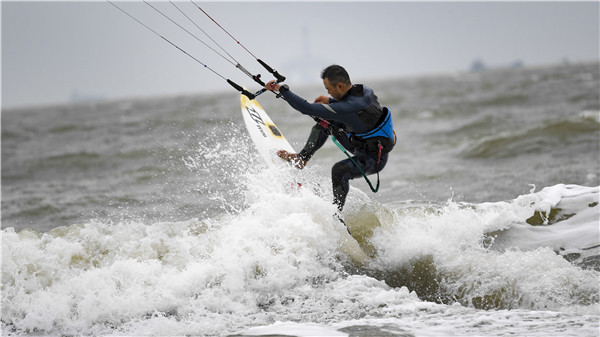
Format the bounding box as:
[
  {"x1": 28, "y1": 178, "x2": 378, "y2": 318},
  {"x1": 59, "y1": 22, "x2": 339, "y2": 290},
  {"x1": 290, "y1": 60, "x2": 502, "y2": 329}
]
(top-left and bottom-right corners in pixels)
[{"x1": 279, "y1": 84, "x2": 394, "y2": 211}]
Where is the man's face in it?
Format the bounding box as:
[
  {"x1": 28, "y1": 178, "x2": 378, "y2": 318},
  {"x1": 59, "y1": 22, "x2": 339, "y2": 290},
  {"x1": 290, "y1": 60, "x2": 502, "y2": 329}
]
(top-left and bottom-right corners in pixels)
[{"x1": 323, "y1": 78, "x2": 345, "y2": 101}]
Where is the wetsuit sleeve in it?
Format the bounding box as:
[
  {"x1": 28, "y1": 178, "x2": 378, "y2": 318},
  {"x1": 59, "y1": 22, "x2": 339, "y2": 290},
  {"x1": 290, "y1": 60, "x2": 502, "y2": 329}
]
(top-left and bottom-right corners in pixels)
[{"x1": 280, "y1": 88, "x2": 365, "y2": 120}]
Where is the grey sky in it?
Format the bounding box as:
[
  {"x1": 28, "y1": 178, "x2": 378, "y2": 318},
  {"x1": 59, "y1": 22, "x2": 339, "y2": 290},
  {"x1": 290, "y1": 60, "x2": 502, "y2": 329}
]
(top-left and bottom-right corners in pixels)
[{"x1": 2, "y1": 1, "x2": 599, "y2": 108}]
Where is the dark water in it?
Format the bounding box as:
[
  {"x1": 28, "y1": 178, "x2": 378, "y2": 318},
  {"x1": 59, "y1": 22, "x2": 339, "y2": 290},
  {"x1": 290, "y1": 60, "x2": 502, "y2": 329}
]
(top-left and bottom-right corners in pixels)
[
  {"x1": 2, "y1": 62, "x2": 598, "y2": 231},
  {"x1": 2, "y1": 62, "x2": 599, "y2": 336}
]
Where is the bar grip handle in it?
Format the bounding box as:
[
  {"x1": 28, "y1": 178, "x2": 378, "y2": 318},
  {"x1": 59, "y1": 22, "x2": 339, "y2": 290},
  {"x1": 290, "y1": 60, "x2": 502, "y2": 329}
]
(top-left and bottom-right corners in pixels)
[
  {"x1": 228, "y1": 79, "x2": 256, "y2": 100},
  {"x1": 258, "y1": 59, "x2": 286, "y2": 83}
]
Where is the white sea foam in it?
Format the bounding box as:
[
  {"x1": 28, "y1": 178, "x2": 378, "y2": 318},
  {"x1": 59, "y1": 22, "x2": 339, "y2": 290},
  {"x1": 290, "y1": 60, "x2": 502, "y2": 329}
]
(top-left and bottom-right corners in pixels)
[
  {"x1": 3, "y1": 179, "x2": 598, "y2": 336},
  {"x1": 2, "y1": 62, "x2": 599, "y2": 336}
]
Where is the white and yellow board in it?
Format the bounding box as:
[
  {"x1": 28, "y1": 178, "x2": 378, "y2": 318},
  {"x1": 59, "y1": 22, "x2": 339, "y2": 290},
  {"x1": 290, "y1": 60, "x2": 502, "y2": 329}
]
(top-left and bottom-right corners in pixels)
[
  {"x1": 240, "y1": 94, "x2": 295, "y2": 168},
  {"x1": 240, "y1": 94, "x2": 369, "y2": 264}
]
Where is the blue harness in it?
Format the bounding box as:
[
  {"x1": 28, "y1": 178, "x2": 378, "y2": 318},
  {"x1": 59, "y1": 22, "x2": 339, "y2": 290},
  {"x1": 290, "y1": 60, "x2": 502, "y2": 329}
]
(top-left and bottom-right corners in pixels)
[
  {"x1": 354, "y1": 107, "x2": 394, "y2": 141},
  {"x1": 330, "y1": 107, "x2": 395, "y2": 193}
]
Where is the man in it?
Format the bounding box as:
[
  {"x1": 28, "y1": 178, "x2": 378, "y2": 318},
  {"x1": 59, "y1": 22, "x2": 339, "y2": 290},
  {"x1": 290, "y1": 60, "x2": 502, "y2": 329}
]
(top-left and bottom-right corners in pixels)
[{"x1": 265, "y1": 65, "x2": 395, "y2": 214}]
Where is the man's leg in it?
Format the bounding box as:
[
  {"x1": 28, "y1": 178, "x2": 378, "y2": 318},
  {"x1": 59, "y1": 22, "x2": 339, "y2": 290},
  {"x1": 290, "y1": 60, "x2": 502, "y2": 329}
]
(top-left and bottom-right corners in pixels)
[
  {"x1": 331, "y1": 160, "x2": 355, "y2": 211},
  {"x1": 331, "y1": 153, "x2": 388, "y2": 211}
]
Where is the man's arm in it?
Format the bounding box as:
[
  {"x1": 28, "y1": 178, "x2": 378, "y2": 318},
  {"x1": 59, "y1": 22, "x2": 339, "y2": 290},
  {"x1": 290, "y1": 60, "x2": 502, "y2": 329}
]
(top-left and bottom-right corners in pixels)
[
  {"x1": 279, "y1": 87, "x2": 343, "y2": 120},
  {"x1": 265, "y1": 80, "x2": 363, "y2": 122}
]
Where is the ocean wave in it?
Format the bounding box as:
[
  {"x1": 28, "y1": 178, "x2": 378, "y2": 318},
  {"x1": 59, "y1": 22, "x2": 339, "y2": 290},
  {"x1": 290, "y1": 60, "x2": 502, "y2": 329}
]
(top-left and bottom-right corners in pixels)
[
  {"x1": 460, "y1": 112, "x2": 600, "y2": 159},
  {"x1": 363, "y1": 184, "x2": 599, "y2": 308},
  {"x1": 3, "y1": 178, "x2": 598, "y2": 335},
  {"x1": 2, "y1": 62, "x2": 599, "y2": 336}
]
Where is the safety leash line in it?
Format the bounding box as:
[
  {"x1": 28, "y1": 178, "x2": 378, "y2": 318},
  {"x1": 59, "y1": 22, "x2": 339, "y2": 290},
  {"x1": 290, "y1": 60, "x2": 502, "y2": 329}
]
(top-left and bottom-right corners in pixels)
[
  {"x1": 169, "y1": 0, "x2": 239, "y2": 66},
  {"x1": 191, "y1": 1, "x2": 286, "y2": 84},
  {"x1": 107, "y1": 1, "x2": 264, "y2": 100},
  {"x1": 331, "y1": 136, "x2": 380, "y2": 193},
  {"x1": 108, "y1": 1, "x2": 225, "y2": 80}
]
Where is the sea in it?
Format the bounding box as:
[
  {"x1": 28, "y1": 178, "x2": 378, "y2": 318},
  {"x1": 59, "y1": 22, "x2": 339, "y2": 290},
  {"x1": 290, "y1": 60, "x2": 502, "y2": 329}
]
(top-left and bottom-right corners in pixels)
[{"x1": 2, "y1": 62, "x2": 599, "y2": 336}]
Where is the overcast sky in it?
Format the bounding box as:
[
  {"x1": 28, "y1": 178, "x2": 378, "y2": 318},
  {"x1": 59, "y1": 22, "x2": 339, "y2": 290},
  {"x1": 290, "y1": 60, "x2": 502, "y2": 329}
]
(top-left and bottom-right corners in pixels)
[{"x1": 2, "y1": 1, "x2": 599, "y2": 109}]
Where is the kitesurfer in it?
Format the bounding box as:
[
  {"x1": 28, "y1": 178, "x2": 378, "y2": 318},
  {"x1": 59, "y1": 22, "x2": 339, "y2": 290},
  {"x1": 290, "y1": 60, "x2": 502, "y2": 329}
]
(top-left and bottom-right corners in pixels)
[{"x1": 266, "y1": 65, "x2": 395, "y2": 213}]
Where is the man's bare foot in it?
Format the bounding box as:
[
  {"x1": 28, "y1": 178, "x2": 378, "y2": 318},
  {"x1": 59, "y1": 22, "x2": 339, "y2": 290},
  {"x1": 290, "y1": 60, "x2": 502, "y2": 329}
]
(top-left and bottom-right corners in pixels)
[{"x1": 277, "y1": 150, "x2": 307, "y2": 169}]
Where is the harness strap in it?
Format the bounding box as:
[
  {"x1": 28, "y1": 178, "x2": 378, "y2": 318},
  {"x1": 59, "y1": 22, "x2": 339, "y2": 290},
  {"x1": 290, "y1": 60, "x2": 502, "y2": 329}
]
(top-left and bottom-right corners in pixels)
[
  {"x1": 331, "y1": 136, "x2": 380, "y2": 193},
  {"x1": 319, "y1": 119, "x2": 330, "y2": 129},
  {"x1": 355, "y1": 109, "x2": 393, "y2": 139}
]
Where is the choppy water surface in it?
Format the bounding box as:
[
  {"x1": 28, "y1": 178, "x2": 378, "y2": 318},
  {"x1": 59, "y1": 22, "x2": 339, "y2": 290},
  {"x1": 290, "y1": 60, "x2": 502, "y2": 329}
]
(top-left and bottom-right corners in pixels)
[{"x1": 2, "y1": 62, "x2": 599, "y2": 336}]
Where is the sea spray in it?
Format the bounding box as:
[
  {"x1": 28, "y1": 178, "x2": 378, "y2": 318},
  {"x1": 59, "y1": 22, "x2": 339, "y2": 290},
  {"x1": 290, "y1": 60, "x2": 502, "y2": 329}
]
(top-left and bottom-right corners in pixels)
[
  {"x1": 366, "y1": 184, "x2": 599, "y2": 309},
  {"x1": 3, "y1": 62, "x2": 599, "y2": 336}
]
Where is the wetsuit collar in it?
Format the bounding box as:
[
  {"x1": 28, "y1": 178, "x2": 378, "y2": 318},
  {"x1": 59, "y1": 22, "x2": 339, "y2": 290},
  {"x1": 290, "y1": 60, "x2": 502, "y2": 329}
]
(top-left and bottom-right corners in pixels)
[{"x1": 341, "y1": 84, "x2": 364, "y2": 100}]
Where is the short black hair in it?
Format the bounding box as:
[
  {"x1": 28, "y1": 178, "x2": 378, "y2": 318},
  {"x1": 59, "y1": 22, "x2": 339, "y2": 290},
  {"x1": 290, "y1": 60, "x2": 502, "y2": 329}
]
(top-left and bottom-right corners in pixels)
[{"x1": 321, "y1": 65, "x2": 351, "y2": 86}]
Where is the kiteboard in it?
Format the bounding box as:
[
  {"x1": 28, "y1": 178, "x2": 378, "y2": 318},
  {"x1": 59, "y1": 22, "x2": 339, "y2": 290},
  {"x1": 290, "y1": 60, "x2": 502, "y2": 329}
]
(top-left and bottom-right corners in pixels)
[
  {"x1": 240, "y1": 94, "x2": 296, "y2": 168},
  {"x1": 239, "y1": 94, "x2": 369, "y2": 264}
]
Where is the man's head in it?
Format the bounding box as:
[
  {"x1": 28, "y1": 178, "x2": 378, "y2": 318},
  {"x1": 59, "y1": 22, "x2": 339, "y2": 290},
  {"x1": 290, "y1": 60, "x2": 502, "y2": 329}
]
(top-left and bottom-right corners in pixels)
[{"x1": 321, "y1": 65, "x2": 352, "y2": 101}]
